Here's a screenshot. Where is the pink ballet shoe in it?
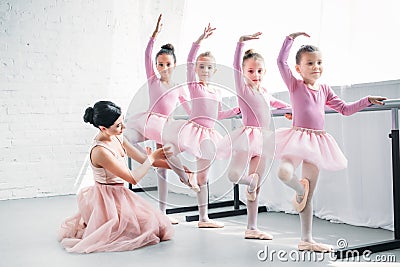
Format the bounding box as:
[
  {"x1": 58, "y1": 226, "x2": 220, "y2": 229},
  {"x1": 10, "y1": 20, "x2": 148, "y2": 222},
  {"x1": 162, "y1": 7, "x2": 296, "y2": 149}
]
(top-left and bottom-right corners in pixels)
[
  {"x1": 246, "y1": 173, "x2": 259, "y2": 202},
  {"x1": 179, "y1": 173, "x2": 200, "y2": 193},
  {"x1": 198, "y1": 220, "x2": 224, "y2": 228},
  {"x1": 245, "y1": 229, "x2": 273, "y2": 240},
  {"x1": 298, "y1": 241, "x2": 333, "y2": 253},
  {"x1": 292, "y1": 178, "x2": 310, "y2": 213},
  {"x1": 167, "y1": 215, "x2": 179, "y2": 225},
  {"x1": 187, "y1": 172, "x2": 200, "y2": 193}
]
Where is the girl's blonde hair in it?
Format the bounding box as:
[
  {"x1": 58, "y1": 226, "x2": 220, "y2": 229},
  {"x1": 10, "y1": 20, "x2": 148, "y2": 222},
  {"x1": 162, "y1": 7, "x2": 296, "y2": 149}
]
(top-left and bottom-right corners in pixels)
[{"x1": 242, "y1": 49, "x2": 264, "y2": 66}]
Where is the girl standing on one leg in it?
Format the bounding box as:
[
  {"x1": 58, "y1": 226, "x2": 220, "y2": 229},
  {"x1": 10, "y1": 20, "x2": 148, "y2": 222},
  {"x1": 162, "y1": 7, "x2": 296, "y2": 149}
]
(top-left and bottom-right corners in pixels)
[
  {"x1": 276, "y1": 32, "x2": 386, "y2": 252},
  {"x1": 163, "y1": 24, "x2": 240, "y2": 228},
  {"x1": 125, "y1": 14, "x2": 197, "y2": 224},
  {"x1": 219, "y1": 32, "x2": 290, "y2": 240}
]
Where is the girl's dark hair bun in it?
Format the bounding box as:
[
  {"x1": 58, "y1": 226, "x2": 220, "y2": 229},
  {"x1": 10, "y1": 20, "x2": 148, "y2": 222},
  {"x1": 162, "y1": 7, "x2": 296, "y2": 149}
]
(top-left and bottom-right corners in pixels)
[
  {"x1": 244, "y1": 49, "x2": 256, "y2": 56},
  {"x1": 161, "y1": 43, "x2": 174, "y2": 52},
  {"x1": 83, "y1": 107, "x2": 94, "y2": 124}
]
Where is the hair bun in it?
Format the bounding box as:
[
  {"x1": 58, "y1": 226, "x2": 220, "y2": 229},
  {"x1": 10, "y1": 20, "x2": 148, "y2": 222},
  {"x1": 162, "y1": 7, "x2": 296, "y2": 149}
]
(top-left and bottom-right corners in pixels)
[
  {"x1": 161, "y1": 43, "x2": 174, "y2": 52},
  {"x1": 244, "y1": 49, "x2": 256, "y2": 56},
  {"x1": 83, "y1": 107, "x2": 94, "y2": 124}
]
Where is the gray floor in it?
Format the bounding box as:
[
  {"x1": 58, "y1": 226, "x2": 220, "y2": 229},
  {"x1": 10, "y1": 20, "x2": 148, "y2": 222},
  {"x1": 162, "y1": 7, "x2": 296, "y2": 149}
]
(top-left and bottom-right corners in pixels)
[{"x1": 1, "y1": 191, "x2": 400, "y2": 267}]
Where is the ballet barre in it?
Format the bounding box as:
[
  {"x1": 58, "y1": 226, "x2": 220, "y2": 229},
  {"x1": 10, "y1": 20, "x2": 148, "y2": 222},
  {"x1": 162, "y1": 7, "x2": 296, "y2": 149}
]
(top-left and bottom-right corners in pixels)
[
  {"x1": 128, "y1": 98, "x2": 400, "y2": 253},
  {"x1": 326, "y1": 99, "x2": 400, "y2": 258}
]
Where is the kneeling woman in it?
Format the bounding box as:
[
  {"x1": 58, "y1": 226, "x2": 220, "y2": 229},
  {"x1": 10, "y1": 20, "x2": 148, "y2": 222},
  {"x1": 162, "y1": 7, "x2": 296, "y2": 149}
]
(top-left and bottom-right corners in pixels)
[{"x1": 58, "y1": 101, "x2": 174, "y2": 253}]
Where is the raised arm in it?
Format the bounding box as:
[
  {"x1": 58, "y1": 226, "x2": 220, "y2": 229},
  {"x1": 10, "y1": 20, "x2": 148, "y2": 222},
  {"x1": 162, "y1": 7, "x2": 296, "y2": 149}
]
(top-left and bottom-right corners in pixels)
[
  {"x1": 234, "y1": 32, "x2": 262, "y2": 95},
  {"x1": 187, "y1": 24, "x2": 216, "y2": 86},
  {"x1": 145, "y1": 14, "x2": 163, "y2": 79},
  {"x1": 277, "y1": 32, "x2": 310, "y2": 91}
]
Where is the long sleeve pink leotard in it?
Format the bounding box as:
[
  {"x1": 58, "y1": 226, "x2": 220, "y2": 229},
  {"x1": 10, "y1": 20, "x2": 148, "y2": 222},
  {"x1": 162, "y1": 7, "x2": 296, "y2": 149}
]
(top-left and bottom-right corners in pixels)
[
  {"x1": 145, "y1": 37, "x2": 187, "y2": 115},
  {"x1": 234, "y1": 42, "x2": 290, "y2": 127},
  {"x1": 187, "y1": 43, "x2": 239, "y2": 128},
  {"x1": 277, "y1": 36, "x2": 371, "y2": 131}
]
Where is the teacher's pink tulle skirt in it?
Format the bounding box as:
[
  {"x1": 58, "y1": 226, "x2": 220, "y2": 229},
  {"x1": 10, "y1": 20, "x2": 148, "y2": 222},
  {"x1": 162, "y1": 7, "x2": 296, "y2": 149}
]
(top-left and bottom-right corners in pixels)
[
  {"x1": 275, "y1": 127, "x2": 347, "y2": 171},
  {"x1": 58, "y1": 182, "x2": 173, "y2": 253}
]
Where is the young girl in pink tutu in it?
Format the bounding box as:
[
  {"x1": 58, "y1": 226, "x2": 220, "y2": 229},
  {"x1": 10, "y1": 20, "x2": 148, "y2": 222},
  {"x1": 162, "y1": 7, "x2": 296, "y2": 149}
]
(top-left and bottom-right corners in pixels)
[
  {"x1": 163, "y1": 24, "x2": 240, "y2": 228},
  {"x1": 218, "y1": 32, "x2": 290, "y2": 239},
  {"x1": 276, "y1": 32, "x2": 386, "y2": 252},
  {"x1": 58, "y1": 101, "x2": 174, "y2": 253},
  {"x1": 124, "y1": 15, "x2": 197, "y2": 224}
]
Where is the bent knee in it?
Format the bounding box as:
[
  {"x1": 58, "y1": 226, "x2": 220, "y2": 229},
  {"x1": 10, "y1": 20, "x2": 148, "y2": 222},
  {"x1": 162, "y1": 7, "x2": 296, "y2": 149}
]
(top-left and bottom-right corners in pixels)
[
  {"x1": 277, "y1": 162, "x2": 294, "y2": 182},
  {"x1": 228, "y1": 170, "x2": 241, "y2": 184}
]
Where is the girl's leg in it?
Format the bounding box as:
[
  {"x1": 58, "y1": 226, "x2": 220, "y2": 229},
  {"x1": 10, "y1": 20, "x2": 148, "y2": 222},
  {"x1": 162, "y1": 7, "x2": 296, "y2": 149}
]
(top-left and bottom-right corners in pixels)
[
  {"x1": 244, "y1": 156, "x2": 273, "y2": 240},
  {"x1": 196, "y1": 158, "x2": 224, "y2": 228},
  {"x1": 299, "y1": 161, "x2": 319, "y2": 242},
  {"x1": 297, "y1": 161, "x2": 332, "y2": 252},
  {"x1": 277, "y1": 159, "x2": 304, "y2": 196},
  {"x1": 164, "y1": 143, "x2": 199, "y2": 192},
  {"x1": 156, "y1": 144, "x2": 178, "y2": 224},
  {"x1": 228, "y1": 151, "x2": 258, "y2": 197}
]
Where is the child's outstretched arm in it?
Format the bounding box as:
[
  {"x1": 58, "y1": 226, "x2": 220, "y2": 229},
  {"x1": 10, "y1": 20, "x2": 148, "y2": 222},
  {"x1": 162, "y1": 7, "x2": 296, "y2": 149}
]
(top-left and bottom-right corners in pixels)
[
  {"x1": 194, "y1": 23, "x2": 216, "y2": 45},
  {"x1": 326, "y1": 90, "x2": 387, "y2": 116},
  {"x1": 277, "y1": 32, "x2": 310, "y2": 91},
  {"x1": 288, "y1": 32, "x2": 310, "y2": 40},
  {"x1": 368, "y1": 96, "x2": 387, "y2": 105},
  {"x1": 145, "y1": 14, "x2": 163, "y2": 79},
  {"x1": 151, "y1": 14, "x2": 162, "y2": 38}
]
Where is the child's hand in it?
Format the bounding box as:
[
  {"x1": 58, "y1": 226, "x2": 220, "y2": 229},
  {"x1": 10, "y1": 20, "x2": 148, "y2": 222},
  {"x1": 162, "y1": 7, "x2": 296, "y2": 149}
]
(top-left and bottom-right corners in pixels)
[
  {"x1": 152, "y1": 14, "x2": 163, "y2": 38},
  {"x1": 368, "y1": 96, "x2": 387, "y2": 105},
  {"x1": 288, "y1": 32, "x2": 310, "y2": 40},
  {"x1": 195, "y1": 23, "x2": 216, "y2": 44},
  {"x1": 146, "y1": 146, "x2": 172, "y2": 165},
  {"x1": 239, "y1": 32, "x2": 262, "y2": 42},
  {"x1": 284, "y1": 113, "x2": 293, "y2": 120},
  {"x1": 234, "y1": 107, "x2": 241, "y2": 114}
]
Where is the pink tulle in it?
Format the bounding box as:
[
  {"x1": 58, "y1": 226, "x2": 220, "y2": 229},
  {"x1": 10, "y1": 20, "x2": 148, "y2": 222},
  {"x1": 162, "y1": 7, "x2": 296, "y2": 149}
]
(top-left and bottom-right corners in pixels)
[
  {"x1": 58, "y1": 183, "x2": 173, "y2": 253},
  {"x1": 162, "y1": 120, "x2": 223, "y2": 160},
  {"x1": 125, "y1": 112, "x2": 170, "y2": 145},
  {"x1": 275, "y1": 127, "x2": 347, "y2": 171},
  {"x1": 217, "y1": 126, "x2": 275, "y2": 160}
]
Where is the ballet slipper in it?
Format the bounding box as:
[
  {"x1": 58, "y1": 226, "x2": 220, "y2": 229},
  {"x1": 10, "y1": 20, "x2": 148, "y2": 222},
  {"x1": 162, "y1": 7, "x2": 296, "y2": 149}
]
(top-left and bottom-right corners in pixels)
[
  {"x1": 298, "y1": 241, "x2": 333, "y2": 253},
  {"x1": 292, "y1": 178, "x2": 310, "y2": 213},
  {"x1": 187, "y1": 171, "x2": 200, "y2": 193},
  {"x1": 244, "y1": 229, "x2": 273, "y2": 240},
  {"x1": 246, "y1": 173, "x2": 259, "y2": 202},
  {"x1": 198, "y1": 220, "x2": 224, "y2": 228},
  {"x1": 179, "y1": 173, "x2": 200, "y2": 193},
  {"x1": 167, "y1": 215, "x2": 179, "y2": 225}
]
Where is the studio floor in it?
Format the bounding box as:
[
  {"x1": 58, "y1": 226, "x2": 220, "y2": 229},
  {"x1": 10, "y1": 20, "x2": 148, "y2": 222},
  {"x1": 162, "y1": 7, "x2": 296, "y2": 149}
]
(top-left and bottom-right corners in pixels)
[{"x1": 1, "y1": 190, "x2": 400, "y2": 267}]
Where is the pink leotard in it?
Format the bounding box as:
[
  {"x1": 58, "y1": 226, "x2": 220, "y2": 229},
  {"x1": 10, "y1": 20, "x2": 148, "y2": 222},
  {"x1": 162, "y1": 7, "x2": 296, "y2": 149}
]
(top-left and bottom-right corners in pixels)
[
  {"x1": 234, "y1": 41, "x2": 290, "y2": 127},
  {"x1": 277, "y1": 36, "x2": 371, "y2": 130},
  {"x1": 146, "y1": 37, "x2": 186, "y2": 114},
  {"x1": 187, "y1": 42, "x2": 239, "y2": 128}
]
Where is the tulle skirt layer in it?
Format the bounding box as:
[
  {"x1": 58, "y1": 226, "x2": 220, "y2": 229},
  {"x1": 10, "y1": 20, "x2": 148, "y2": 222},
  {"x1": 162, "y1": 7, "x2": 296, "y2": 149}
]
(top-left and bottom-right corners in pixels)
[
  {"x1": 162, "y1": 120, "x2": 222, "y2": 160},
  {"x1": 125, "y1": 112, "x2": 169, "y2": 145},
  {"x1": 275, "y1": 127, "x2": 347, "y2": 171},
  {"x1": 217, "y1": 126, "x2": 275, "y2": 159},
  {"x1": 58, "y1": 182, "x2": 173, "y2": 253}
]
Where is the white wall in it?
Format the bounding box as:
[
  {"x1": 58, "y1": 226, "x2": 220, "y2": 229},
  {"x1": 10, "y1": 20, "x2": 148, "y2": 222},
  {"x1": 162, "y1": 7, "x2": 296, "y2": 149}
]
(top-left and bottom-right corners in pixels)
[{"x1": 0, "y1": 0, "x2": 185, "y2": 199}]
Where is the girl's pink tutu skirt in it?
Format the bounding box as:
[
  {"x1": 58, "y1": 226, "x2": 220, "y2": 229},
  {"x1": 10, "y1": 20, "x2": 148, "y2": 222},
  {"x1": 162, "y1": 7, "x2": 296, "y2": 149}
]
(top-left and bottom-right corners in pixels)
[
  {"x1": 217, "y1": 126, "x2": 275, "y2": 160},
  {"x1": 275, "y1": 127, "x2": 347, "y2": 171},
  {"x1": 124, "y1": 111, "x2": 169, "y2": 145},
  {"x1": 58, "y1": 183, "x2": 173, "y2": 253},
  {"x1": 162, "y1": 119, "x2": 222, "y2": 160}
]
